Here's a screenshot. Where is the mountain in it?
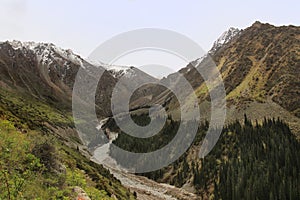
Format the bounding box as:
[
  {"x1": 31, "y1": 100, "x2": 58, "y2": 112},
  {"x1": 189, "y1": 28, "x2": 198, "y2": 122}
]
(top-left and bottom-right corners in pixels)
[
  {"x1": 0, "y1": 39, "x2": 163, "y2": 199},
  {"x1": 135, "y1": 22, "x2": 300, "y2": 136},
  {"x1": 0, "y1": 21, "x2": 299, "y2": 199},
  {"x1": 102, "y1": 22, "x2": 300, "y2": 199},
  {"x1": 209, "y1": 27, "x2": 240, "y2": 54},
  {"x1": 88, "y1": 59, "x2": 157, "y2": 81},
  {"x1": 89, "y1": 60, "x2": 159, "y2": 112},
  {"x1": 209, "y1": 21, "x2": 299, "y2": 133},
  {"x1": 0, "y1": 41, "x2": 102, "y2": 109},
  {"x1": 0, "y1": 41, "x2": 140, "y2": 199}
]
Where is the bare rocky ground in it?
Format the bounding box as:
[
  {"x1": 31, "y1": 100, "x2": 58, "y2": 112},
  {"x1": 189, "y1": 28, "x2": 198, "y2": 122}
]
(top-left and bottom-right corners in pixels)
[
  {"x1": 109, "y1": 167, "x2": 199, "y2": 200},
  {"x1": 91, "y1": 142, "x2": 198, "y2": 200}
]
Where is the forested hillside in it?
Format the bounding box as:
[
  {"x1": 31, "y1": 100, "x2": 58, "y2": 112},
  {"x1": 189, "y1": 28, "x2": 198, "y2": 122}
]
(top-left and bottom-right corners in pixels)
[{"x1": 108, "y1": 115, "x2": 300, "y2": 199}]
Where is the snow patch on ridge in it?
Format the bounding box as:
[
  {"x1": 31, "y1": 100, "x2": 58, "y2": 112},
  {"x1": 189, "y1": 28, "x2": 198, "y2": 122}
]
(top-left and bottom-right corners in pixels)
[
  {"x1": 106, "y1": 65, "x2": 136, "y2": 79},
  {"x1": 209, "y1": 27, "x2": 240, "y2": 54},
  {"x1": 8, "y1": 40, "x2": 85, "y2": 69},
  {"x1": 87, "y1": 59, "x2": 136, "y2": 79},
  {"x1": 8, "y1": 40, "x2": 137, "y2": 79}
]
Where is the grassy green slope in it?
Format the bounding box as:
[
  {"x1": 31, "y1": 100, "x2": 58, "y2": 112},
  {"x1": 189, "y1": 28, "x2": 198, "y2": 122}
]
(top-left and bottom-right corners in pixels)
[{"x1": 0, "y1": 88, "x2": 135, "y2": 200}]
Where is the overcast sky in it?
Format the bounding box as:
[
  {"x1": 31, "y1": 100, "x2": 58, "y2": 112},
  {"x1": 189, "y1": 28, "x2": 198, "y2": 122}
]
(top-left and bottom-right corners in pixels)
[{"x1": 0, "y1": 0, "x2": 299, "y2": 77}]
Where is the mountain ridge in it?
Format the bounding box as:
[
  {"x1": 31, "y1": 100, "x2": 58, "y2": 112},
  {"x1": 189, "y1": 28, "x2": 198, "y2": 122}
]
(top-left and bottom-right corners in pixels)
[{"x1": 133, "y1": 21, "x2": 300, "y2": 136}]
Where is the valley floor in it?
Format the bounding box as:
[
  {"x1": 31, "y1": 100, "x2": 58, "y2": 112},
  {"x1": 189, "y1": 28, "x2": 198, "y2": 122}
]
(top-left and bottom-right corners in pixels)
[{"x1": 91, "y1": 145, "x2": 198, "y2": 200}]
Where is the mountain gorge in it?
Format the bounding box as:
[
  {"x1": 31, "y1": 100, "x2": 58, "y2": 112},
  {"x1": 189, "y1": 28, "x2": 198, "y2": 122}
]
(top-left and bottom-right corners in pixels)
[
  {"x1": 0, "y1": 21, "x2": 299, "y2": 199},
  {"x1": 103, "y1": 22, "x2": 300, "y2": 199}
]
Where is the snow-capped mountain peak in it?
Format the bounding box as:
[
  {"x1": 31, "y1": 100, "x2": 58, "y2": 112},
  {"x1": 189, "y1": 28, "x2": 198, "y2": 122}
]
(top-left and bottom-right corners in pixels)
[
  {"x1": 86, "y1": 59, "x2": 136, "y2": 79},
  {"x1": 209, "y1": 27, "x2": 240, "y2": 54},
  {"x1": 104, "y1": 65, "x2": 136, "y2": 79},
  {"x1": 7, "y1": 40, "x2": 151, "y2": 80},
  {"x1": 8, "y1": 40, "x2": 84, "y2": 68}
]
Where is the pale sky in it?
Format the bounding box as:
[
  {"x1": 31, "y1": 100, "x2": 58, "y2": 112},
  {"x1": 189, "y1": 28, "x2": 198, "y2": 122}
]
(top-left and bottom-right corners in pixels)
[{"x1": 0, "y1": 0, "x2": 299, "y2": 77}]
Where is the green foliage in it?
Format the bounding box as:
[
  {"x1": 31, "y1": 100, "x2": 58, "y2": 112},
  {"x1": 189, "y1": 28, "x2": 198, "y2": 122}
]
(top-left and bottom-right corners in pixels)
[
  {"x1": 194, "y1": 116, "x2": 300, "y2": 199},
  {"x1": 0, "y1": 88, "x2": 136, "y2": 199},
  {"x1": 0, "y1": 120, "x2": 44, "y2": 199},
  {"x1": 0, "y1": 89, "x2": 73, "y2": 130},
  {"x1": 65, "y1": 168, "x2": 113, "y2": 200},
  {"x1": 109, "y1": 114, "x2": 300, "y2": 199},
  {"x1": 112, "y1": 114, "x2": 179, "y2": 153},
  {"x1": 109, "y1": 114, "x2": 208, "y2": 187},
  {"x1": 0, "y1": 119, "x2": 135, "y2": 199}
]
